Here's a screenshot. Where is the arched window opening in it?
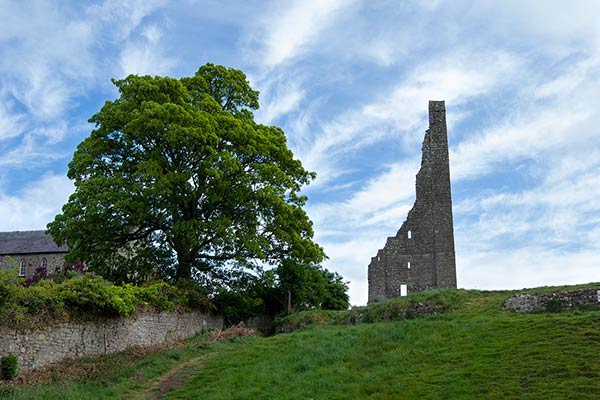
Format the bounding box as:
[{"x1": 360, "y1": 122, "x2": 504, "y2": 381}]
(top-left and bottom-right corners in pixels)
[
  {"x1": 407, "y1": 261, "x2": 411, "y2": 269},
  {"x1": 41, "y1": 257, "x2": 48, "y2": 268},
  {"x1": 407, "y1": 230, "x2": 412, "y2": 239},
  {"x1": 19, "y1": 259, "x2": 26, "y2": 277}
]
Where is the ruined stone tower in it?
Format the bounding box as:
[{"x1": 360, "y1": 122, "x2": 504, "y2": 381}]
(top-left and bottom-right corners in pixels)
[{"x1": 368, "y1": 101, "x2": 456, "y2": 303}]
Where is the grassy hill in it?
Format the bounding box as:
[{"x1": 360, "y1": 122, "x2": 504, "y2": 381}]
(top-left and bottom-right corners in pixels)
[{"x1": 3, "y1": 284, "x2": 600, "y2": 399}]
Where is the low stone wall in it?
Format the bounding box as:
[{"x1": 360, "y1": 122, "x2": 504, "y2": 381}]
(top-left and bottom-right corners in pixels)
[
  {"x1": 246, "y1": 314, "x2": 274, "y2": 335},
  {"x1": 0, "y1": 311, "x2": 223, "y2": 371},
  {"x1": 504, "y1": 288, "x2": 600, "y2": 313}
]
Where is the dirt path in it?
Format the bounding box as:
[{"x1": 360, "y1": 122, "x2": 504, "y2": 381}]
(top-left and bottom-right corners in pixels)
[{"x1": 126, "y1": 354, "x2": 213, "y2": 400}]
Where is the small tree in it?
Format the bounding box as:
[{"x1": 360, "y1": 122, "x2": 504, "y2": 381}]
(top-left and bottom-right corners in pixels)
[
  {"x1": 1, "y1": 353, "x2": 18, "y2": 380},
  {"x1": 276, "y1": 260, "x2": 349, "y2": 312}
]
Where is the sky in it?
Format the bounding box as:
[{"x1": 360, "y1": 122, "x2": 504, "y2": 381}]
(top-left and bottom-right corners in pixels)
[{"x1": 1, "y1": 0, "x2": 599, "y2": 305}]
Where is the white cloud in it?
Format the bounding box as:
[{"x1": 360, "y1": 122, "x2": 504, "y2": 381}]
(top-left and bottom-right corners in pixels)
[
  {"x1": 142, "y1": 25, "x2": 162, "y2": 45},
  {"x1": 0, "y1": 94, "x2": 26, "y2": 140},
  {"x1": 0, "y1": 3, "x2": 95, "y2": 120},
  {"x1": 0, "y1": 174, "x2": 73, "y2": 231},
  {"x1": 0, "y1": 131, "x2": 70, "y2": 169},
  {"x1": 456, "y1": 156, "x2": 600, "y2": 250},
  {"x1": 466, "y1": 1, "x2": 600, "y2": 53},
  {"x1": 119, "y1": 38, "x2": 176, "y2": 77},
  {"x1": 87, "y1": 0, "x2": 168, "y2": 41},
  {"x1": 459, "y1": 248, "x2": 600, "y2": 291},
  {"x1": 252, "y1": 0, "x2": 352, "y2": 68},
  {"x1": 254, "y1": 78, "x2": 305, "y2": 126},
  {"x1": 298, "y1": 49, "x2": 521, "y2": 187},
  {"x1": 451, "y1": 108, "x2": 590, "y2": 181},
  {"x1": 309, "y1": 159, "x2": 418, "y2": 233},
  {"x1": 347, "y1": 279, "x2": 368, "y2": 307}
]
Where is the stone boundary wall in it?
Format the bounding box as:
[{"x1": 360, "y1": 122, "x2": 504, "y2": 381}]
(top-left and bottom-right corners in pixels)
[
  {"x1": 504, "y1": 288, "x2": 600, "y2": 313},
  {"x1": 0, "y1": 311, "x2": 223, "y2": 371}
]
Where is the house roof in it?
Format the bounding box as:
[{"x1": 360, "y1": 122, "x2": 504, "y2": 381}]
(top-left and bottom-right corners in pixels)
[{"x1": 0, "y1": 231, "x2": 69, "y2": 255}]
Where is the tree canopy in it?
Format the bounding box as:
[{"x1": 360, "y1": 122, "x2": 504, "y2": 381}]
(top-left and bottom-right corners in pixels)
[{"x1": 48, "y1": 63, "x2": 325, "y2": 287}]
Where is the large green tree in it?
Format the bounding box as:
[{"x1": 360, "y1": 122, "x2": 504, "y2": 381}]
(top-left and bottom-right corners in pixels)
[{"x1": 48, "y1": 64, "x2": 324, "y2": 284}]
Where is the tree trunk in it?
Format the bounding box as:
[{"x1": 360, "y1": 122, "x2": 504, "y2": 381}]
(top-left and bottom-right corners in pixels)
[{"x1": 174, "y1": 239, "x2": 193, "y2": 281}]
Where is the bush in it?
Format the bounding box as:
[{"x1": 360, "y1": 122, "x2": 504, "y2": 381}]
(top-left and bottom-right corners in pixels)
[
  {"x1": 59, "y1": 276, "x2": 117, "y2": 316},
  {"x1": 545, "y1": 299, "x2": 564, "y2": 313},
  {"x1": 106, "y1": 284, "x2": 138, "y2": 317},
  {"x1": 137, "y1": 282, "x2": 176, "y2": 312},
  {"x1": 174, "y1": 280, "x2": 214, "y2": 311},
  {"x1": 1, "y1": 353, "x2": 18, "y2": 380},
  {"x1": 0, "y1": 268, "x2": 214, "y2": 328}
]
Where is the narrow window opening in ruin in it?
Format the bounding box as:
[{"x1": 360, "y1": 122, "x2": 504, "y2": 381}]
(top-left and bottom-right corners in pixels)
[
  {"x1": 407, "y1": 261, "x2": 411, "y2": 269},
  {"x1": 377, "y1": 256, "x2": 380, "y2": 262},
  {"x1": 408, "y1": 230, "x2": 412, "y2": 239},
  {"x1": 400, "y1": 284, "x2": 408, "y2": 297}
]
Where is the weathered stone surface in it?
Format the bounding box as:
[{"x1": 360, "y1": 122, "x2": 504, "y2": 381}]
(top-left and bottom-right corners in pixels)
[
  {"x1": 504, "y1": 294, "x2": 541, "y2": 312},
  {"x1": 0, "y1": 311, "x2": 223, "y2": 371},
  {"x1": 368, "y1": 101, "x2": 457, "y2": 303},
  {"x1": 504, "y1": 288, "x2": 600, "y2": 313},
  {"x1": 246, "y1": 314, "x2": 274, "y2": 335}
]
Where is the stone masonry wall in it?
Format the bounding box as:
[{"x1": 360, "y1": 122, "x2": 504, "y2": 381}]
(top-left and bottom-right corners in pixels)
[
  {"x1": 504, "y1": 288, "x2": 600, "y2": 313},
  {"x1": 0, "y1": 311, "x2": 223, "y2": 371},
  {"x1": 368, "y1": 101, "x2": 456, "y2": 303}
]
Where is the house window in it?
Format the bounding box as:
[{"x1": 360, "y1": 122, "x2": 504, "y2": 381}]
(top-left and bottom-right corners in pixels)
[
  {"x1": 41, "y1": 257, "x2": 48, "y2": 268},
  {"x1": 19, "y1": 259, "x2": 26, "y2": 277}
]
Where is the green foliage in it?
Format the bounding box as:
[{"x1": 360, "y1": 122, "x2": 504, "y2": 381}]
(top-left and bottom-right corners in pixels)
[
  {"x1": 1, "y1": 353, "x2": 18, "y2": 380},
  {"x1": 212, "y1": 262, "x2": 350, "y2": 326},
  {"x1": 544, "y1": 298, "x2": 564, "y2": 313},
  {"x1": 214, "y1": 290, "x2": 264, "y2": 325},
  {"x1": 59, "y1": 276, "x2": 118, "y2": 316},
  {"x1": 0, "y1": 273, "x2": 210, "y2": 328},
  {"x1": 276, "y1": 260, "x2": 349, "y2": 312},
  {"x1": 173, "y1": 279, "x2": 214, "y2": 311},
  {"x1": 104, "y1": 284, "x2": 138, "y2": 317},
  {"x1": 0, "y1": 266, "x2": 20, "y2": 305},
  {"x1": 47, "y1": 63, "x2": 324, "y2": 287}
]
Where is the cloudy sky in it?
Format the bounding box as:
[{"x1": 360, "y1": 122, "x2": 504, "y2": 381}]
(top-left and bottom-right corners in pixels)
[{"x1": 1, "y1": 0, "x2": 599, "y2": 305}]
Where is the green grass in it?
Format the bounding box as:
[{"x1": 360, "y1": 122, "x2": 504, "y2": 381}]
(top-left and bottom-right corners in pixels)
[{"x1": 3, "y1": 284, "x2": 600, "y2": 399}]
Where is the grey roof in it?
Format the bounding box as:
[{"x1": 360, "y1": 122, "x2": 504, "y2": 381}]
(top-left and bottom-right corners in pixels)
[{"x1": 0, "y1": 231, "x2": 69, "y2": 255}]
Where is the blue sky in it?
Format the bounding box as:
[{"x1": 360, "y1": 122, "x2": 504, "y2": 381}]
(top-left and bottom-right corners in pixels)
[{"x1": 1, "y1": 0, "x2": 599, "y2": 305}]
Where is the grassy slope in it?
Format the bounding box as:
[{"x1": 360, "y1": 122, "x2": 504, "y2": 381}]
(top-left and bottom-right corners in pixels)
[{"x1": 3, "y1": 284, "x2": 600, "y2": 399}]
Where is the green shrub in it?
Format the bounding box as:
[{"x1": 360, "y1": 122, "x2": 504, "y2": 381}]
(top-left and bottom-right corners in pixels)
[
  {"x1": 0, "y1": 268, "x2": 214, "y2": 327},
  {"x1": 0, "y1": 266, "x2": 21, "y2": 305},
  {"x1": 1, "y1": 353, "x2": 18, "y2": 380},
  {"x1": 137, "y1": 282, "x2": 176, "y2": 312},
  {"x1": 545, "y1": 299, "x2": 564, "y2": 313},
  {"x1": 175, "y1": 280, "x2": 213, "y2": 311},
  {"x1": 106, "y1": 284, "x2": 138, "y2": 317},
  {"x1": 59, "y1": 276, "x2": 117, "y2": 316}
]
